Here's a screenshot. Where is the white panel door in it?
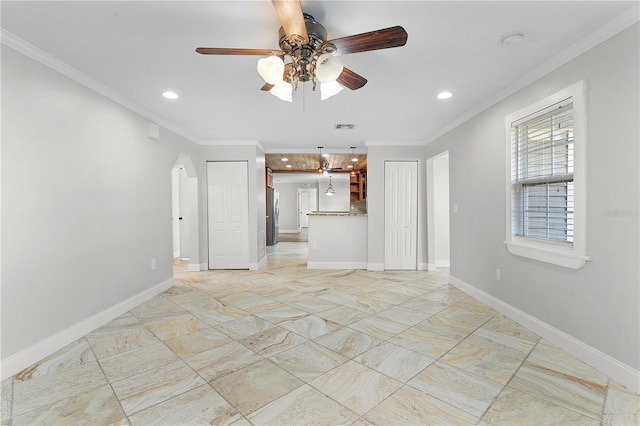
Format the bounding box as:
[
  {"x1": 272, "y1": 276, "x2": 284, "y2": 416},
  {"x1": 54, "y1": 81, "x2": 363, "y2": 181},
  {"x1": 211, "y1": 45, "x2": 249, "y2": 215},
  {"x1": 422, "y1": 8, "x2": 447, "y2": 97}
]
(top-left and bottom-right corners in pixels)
[
  {"x1": 385, "y1": 161, "x2": 418, "y2": 270},
  {"x1": 207, "y1": 161, "x2": 249, "y2": 269}
]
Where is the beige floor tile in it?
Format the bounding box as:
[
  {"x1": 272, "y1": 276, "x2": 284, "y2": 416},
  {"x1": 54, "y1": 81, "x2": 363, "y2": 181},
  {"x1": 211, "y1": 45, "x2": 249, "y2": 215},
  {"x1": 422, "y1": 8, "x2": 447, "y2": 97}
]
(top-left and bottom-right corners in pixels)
[
  {"x1": 12, "y1": 384, "x2": 124, "y2": 425},
  {"x1": 13, "y1": 339, "x2": 95, "y2": 381},
  {"x1": 87, "y1": 327, "x2": 160, "y2": 359},
  {"x1": 527, "y1": 340, "x2": 608, "y2": 386},
  {"x1": 605, "y1": 385, "x2": 640, "y2": 415},
  {"x1": 483, "y1": 387, "x2": 600, "y2": 425},
  {"x1": 239, "y1": 326, "x2": 308, "y2": 357},
  {"x1": 163, "y1": 327, "x2": 232, "y2": 357},
  {"x1": 481, "y1": 315, "x2": 540, "y2": 343},
  {"x1": 280, "y1": 315, "x2": 342, "y2": 339},
  {"x1": 253, "y1": 305, "x2": 310, "y2": 325},
  {"x1": 314, "y1": 327, "x2": 384, "y2": 358},
  {"x1": 316, "y1": 305, "x2": 370, "y2": 325},
  {"x1": 354, "y1": 342, "x2": 434, "y2": 383},
  {"x1": 389, "y1": 325, "x2": 461, "y2": 358},
  {"x1": 408, "y1": 362, "x2": 503, "y2": 417},
  {"x1": 215, "y1": 315, "x2": 275, "y2": 340},
  {"x1": 111, "y1": 359, "x2": 205, "y2": 416},
  {"x1": 87, "y1": 312, "x2": 144, "y2": 336},
  {"x1": 146, "y1": 313, "x2": 209, "y2": 340},
  {"x1": 437, "y1": 304, "x2": 495, "y2": 326},
  {"x1": 343, "y1": 297, "x2": 392, "y2": 314},
  {"x1": 309, "y1": 360, "x2": 402, "y2": 415},
  {"x1": 287, "y1": 297, "x2": 340, "y2": 314},
  {"x1": 349, "y1": 315, "x2": 410, "y2": 340},
  {"x1": 247, "y1": 384, "x2": 358, "y2": 425},
  {"x1": 376, "y1": 305, "x2": 434, "y2": 326},
  {"x1": 185, "y1": 341, "x2": 263, "y2": 382},
  {"x1": 12, "y1": 361, "x2": 107, "y2": 417},
  {"x1": 365, "y1": 384, "x2": 478, "y2": 425},
  {"x1": 399, "y1": 297, "x2": 449, "y2": 315},
  {"x1": 270, "y1": 341, "x2": 348, "y2": 381},
  {"x1": 99, "y1": 341, "x2": 178, "y2": 383},
  {"x1": 211, "y1": 359, "x2": 304, "y2": 416},
  {"x1": 1, "y1": 378, "x2": 13, "y2": 425},
  {"x1": 368, "y1": 290, "x2": 414, "y2": 305},
  {"x1": 509, "y1": 362, "x2": 606, "y2": 418},
  {"x1": 127, "y1": 384, "x2": 241, "y2": 425}
]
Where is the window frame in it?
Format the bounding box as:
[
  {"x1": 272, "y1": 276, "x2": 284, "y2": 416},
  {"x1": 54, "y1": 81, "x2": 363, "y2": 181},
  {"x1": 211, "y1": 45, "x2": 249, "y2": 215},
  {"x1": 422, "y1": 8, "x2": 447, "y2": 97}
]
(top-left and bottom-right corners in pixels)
[{"x1": 504, "y1": 80, "x2": 591, "y2": 269}]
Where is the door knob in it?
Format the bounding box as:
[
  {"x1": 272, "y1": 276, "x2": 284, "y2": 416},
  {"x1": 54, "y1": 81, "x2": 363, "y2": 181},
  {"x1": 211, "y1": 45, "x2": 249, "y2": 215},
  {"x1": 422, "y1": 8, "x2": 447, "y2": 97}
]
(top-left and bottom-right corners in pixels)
[{"x1": 179, "y1": 217, "x2": 183, "y2": 220}]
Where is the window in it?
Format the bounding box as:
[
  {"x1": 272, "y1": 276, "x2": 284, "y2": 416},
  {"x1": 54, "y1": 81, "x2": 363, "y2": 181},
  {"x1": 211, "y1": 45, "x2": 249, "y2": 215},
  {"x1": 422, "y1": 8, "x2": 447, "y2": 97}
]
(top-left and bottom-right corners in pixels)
[{"x1": 505, "y1": 81, "x2": 590, "y2": 269}]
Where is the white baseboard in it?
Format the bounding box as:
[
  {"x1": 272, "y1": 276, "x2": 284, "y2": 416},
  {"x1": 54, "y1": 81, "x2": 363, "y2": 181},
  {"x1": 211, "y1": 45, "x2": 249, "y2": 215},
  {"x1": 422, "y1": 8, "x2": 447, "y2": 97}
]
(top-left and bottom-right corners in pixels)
[
  {"x1": 200, "y1": 263, "x2": 208, "y2": 271},
  {"x1": 435, "y1": 260, "x2": 450, "y2": 268},
  {"x1": 367, "y1": 263, "x2": 385, "y2": 271},
  {"x1": 250, "y1": 255, "x2": 267, "y2": 271},
  {"x1": 0, "y1": 277, "x2": 174, "y2": 381},
  {"x1": 279, "y1": 229, "x2": 299, "y2": 234},
  {"x1": 173, "y1": 251, "x2": 180, "y2": 259},
  {"x1": 418, "y1": 262, "x2": 430, "y2": 271},
  {"x1": 449, "y1": 275, "x2": 640, "y2": 394},
  {"x1": 308, "y1": 261, "x2": 367, "y2": 270},
  {"x1": 187, "y1": 263, "x2": 201, "y2": 272}
]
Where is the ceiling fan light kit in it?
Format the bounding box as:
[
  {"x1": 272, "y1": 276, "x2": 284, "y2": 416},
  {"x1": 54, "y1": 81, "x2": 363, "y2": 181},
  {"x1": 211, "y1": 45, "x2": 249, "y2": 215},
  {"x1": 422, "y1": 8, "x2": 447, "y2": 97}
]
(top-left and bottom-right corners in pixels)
[{"x1": 196, "y1": 0, "x2": 408, "y2": 103}]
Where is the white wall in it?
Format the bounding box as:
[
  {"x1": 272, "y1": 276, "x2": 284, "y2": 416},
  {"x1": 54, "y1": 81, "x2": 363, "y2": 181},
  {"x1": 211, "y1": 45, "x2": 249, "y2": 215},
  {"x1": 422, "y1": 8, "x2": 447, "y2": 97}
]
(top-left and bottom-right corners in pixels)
[
  {"x1": 433, "y1": 154, "x2": 450, "y2": 267},
  {"x1": 425, "y1": 24, "x2": 639, "y2": 390},
  {"x1": 1, "y1": 46, "x2": 203, "y2": 378}
]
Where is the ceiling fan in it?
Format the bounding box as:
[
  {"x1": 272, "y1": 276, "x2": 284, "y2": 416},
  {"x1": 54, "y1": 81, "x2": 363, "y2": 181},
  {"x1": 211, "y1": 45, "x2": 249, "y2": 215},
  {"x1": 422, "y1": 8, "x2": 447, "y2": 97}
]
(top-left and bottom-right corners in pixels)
[{"x1": 196, "y1": 0, "x2": 408, "y2": 102}]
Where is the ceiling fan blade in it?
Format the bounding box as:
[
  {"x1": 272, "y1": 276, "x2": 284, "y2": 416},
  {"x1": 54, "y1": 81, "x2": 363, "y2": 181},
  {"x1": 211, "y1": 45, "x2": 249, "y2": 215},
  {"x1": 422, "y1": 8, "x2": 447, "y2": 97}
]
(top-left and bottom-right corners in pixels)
[
  {"x1": 324, "y1": 26, "x2": 408, "y2": 56},
  {"x1": 196, "y1": 47, "x2": 281, "y2": 56},
  {"x1": 261, "y1": 83, "x2": 274, "y2": 91},
  {"x1": 337, "y1": 68, "x2": 368, "y2": 90},
  {"x1": 272, "y1": 0, "x2": 309, "y2": 45}
]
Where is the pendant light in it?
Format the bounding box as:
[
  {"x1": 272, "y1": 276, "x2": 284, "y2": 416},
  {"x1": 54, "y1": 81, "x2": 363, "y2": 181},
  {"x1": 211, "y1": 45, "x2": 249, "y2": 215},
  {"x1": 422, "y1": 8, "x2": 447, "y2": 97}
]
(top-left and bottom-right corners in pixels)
[{"x1": 325, "y1": 176, "x2": 336, "y2": 196}]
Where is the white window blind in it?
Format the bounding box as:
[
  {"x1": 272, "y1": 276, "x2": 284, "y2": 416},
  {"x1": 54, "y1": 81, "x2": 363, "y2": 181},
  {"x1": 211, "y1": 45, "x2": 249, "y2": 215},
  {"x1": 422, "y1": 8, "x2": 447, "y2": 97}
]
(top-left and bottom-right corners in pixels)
[{"x1": 511, "y1": 100, "x2": 574, "y2": 244}]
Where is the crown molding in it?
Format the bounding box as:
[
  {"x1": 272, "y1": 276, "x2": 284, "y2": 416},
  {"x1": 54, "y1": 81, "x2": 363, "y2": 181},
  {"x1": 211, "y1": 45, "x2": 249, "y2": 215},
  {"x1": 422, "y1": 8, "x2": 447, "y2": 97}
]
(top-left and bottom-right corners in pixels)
[
  {"x1": 1, "y1": 28, "x2": 202, "y2": 145},
  {"x1": 364, "y1": 140, "x2": 426, "y2": 147},
  {"x1": 199, "y1": 139, "x2": 262, "y2": 146},
  {"x1": 427, "y1": 5, "x2": 640, "y2": 144}
]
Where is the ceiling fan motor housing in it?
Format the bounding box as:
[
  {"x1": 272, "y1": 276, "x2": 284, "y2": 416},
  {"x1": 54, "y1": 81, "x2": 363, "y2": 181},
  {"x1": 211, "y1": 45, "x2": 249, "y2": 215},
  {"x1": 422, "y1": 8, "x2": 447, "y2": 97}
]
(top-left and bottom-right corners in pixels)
[{"x1": 278, "y1": 14, "x2": 328, "y2": 84}]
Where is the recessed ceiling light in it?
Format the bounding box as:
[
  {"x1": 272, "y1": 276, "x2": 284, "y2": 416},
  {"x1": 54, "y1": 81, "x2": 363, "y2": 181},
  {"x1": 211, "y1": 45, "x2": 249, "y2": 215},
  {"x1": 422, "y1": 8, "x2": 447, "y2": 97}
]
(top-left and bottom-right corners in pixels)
[
  {"x1": 286, "y1": 164, "x2": 292, "y2": 168},
  {"x1": 502, "y1": 33, "x2": 524, "y2": 46},
  {"x1": 347, "y1": 165, "x2": 353, "y2": 169},
  {"x1": 281, "y1": 157, "x2": 288, "y2": 162},
  {"x1": 437, "y1": 91, "x2": 453, "y2": 100},
  {"x1": 162, "y1": 91, "x2": 179, "y2": 99}
]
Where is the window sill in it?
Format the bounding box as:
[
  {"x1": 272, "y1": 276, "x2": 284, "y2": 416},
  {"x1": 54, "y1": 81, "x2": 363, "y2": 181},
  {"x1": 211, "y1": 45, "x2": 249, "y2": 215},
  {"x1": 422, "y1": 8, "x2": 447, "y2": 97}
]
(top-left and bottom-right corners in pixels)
[{"x1": 504, "y1": 240, "x2": 591, "y2": 269}]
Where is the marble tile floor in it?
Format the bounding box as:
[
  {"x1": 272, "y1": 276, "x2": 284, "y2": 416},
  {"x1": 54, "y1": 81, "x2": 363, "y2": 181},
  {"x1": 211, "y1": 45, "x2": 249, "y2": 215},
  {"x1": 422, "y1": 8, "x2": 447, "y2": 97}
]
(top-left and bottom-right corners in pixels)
[{"x1": 2, "y1": 242, "x2": 639, "y2": 425}]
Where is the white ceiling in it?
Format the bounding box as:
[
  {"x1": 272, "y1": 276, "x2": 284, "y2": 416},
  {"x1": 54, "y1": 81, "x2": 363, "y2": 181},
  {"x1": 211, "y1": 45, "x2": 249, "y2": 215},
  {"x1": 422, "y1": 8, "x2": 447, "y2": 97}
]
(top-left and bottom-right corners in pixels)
[{"x1": 2, "y1": 1, "x2": 637, "y2": 152}]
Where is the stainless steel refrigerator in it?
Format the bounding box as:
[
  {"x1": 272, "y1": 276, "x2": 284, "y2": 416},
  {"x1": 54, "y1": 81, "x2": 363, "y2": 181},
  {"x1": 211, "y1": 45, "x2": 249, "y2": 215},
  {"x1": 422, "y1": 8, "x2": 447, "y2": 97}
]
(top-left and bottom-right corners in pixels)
[{"x1": 266, "y1": 186, "x2": 279, "y2": 246}]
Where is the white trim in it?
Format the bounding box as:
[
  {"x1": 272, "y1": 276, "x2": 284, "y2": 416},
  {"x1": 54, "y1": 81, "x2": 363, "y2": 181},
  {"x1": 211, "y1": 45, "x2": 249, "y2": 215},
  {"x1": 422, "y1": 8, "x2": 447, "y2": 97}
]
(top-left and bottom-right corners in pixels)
[
  {"x1": 0, "y1": 278, "x2": 174, "y2": 381},
  {"x1": 418, "y1": 262, "x2": 431, "y2": 271},
  {"x1": 187, "y1": 263, "x2": 201, "y2": 272},
  {"x1": 435, "y1": 260, "x2": 450, "y2": 268},
  {"x1": 426, "y1": 6, "x2": 639, "y2": 145},
  {"x1": 449, "y1": 275, "x2": 640, "y2": 394},
  {"x1": 199, "y1": 140, "x2": 261, "y2": 146},
  {"x1": 364, "y1": 140, "x2": 426, "y2": 147},
  {"x1": 308, "y1": 261, "x2": 367, "y2": 270},
  {"x1": 505, "y1": 241, "x2": 591, "y2": 269},
  {"x1": 0, "y1": 29, "x2": 200, "y2": 145},
  {"x1": 367, "y1": 263, "x2": 385, "y2": 271},
  {"x1": 249, "y1": 255, "x2": 267, "y2": 271},
  {"x1": 200, "y1": 263, "x2": 208, "y2": 271},
  {"x1": 173, "y1": 251, "x2": 180, "y2": 259},
  {"x1": 504, "y1": 80, "x2": 590, "y2": 269},
  {"x1": 279, "y1": 229, "x2": 299, "y2": 234},
  {"x1": 426, "y1": 263, "x2": 437, "y2": 272}
]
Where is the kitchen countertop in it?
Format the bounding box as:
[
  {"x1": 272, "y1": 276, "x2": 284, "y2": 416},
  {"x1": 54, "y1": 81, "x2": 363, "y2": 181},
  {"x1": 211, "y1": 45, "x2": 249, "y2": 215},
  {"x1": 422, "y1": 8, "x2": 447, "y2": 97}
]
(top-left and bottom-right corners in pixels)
[{"x1": 307, "y1": 211, "x2": 368, "y2": 217}]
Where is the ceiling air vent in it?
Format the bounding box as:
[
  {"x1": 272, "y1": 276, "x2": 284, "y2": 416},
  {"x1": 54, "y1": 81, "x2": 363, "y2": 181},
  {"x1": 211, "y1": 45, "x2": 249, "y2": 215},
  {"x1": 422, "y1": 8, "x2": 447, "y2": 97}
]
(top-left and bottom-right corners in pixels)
[{"x1": 335, "y1": 124, "x2": 355, "y2": 130}]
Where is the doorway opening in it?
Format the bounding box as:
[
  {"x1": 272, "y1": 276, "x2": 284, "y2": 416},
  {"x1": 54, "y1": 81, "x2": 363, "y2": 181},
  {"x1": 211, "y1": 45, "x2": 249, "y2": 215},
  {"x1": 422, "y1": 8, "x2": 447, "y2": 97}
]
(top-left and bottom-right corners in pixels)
[
  {"x1": 171, "y1": 154, "x2": 200, "y2": 273},
  {"x1": 427, "y1": 151, "x2": 450, "y2": 271}
]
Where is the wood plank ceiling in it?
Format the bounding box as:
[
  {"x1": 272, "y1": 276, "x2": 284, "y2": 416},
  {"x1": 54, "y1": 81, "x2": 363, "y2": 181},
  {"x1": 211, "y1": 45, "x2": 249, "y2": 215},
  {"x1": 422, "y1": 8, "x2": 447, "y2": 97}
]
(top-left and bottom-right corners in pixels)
[{"x1": 265, "y1": 153, "x2": 367, "y2": 173}]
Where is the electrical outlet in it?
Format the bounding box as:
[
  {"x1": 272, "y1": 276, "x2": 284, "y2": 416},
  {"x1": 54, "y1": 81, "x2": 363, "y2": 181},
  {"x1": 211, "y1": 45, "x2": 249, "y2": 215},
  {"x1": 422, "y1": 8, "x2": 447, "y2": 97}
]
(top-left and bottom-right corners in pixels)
[
  {"x1": 151, "y1": 258, "x2": 157, "y2": 270},
  {"x1": 495, "y1": 268, "x2": 501, "y2": 281},
  {"x1": 312, "y1": 242, "x2": 318, "y2": 250}
]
